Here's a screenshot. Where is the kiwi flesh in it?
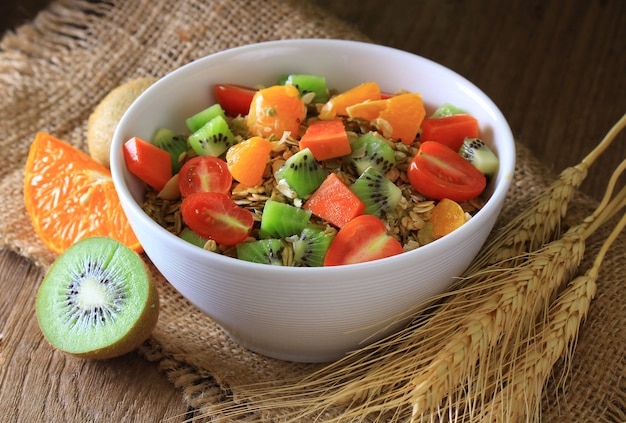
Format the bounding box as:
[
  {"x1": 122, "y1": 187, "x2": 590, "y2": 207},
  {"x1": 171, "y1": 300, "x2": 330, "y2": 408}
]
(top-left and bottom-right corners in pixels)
[
  {"x1": 291, "y1": 226, "x2": 334, "y2": 267},
  {"x1": 186, "y1": 103, "x2": 227, "y2": 133},
  {"x1": 275, "y1": 147, "x2": 327, "y2": 198},
  {"x1": 152, "y1": 128, "x2": 188, "y2": 173},
  {"x1": 188, "y1": 115, "x2": 235, "y2": 157},
  {"x1": 459, "y1": 138, "x2": 499, "y2": 177},
  {"x1": 35, "y1": 237, "x2": 159, "y2": 360},
  {"x1": 350, "y1": 165, "x2": 403, "y2": 217},
  {"x1": 237, "y1": 238, "x2": 285, "y2": 265},
  {"x1": 345, "y1": 132, "x2": 396, "y2": 176},
  {"x1": 260, "y1": 199, "x2": 312, "y2": 239}
]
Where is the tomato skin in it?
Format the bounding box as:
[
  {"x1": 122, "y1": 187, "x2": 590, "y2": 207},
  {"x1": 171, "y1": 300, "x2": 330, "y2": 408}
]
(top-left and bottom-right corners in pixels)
[
  {"x1": 178, "y1": 156, "x2": 232, "y2": 198},
  {"x1": 407, "y1": 141, "x2": 486, "y2": 201},
  {"x1": 214, "y1": 84, "x2": 257, "y2": 117},
  {"x1": 123, "y1": 136, "x2": 173, "y2": 192},
  {"x1": 323, "y1": 215, "x2": 403, "y2": 266},
  {"x1": 421, "y1": 114, "x2": 479, "y2": 151},
  {"x1": 180, "y1": 192, "x2": 254, "y2": 245}
]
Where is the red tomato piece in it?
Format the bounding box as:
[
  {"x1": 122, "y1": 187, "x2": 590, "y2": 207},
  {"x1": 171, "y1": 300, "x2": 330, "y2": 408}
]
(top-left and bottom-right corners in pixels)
[
  {"x1": 214, "y1": 84, "x2": 257, "y2": 117},
  {"x1": 178, "y1": 155, "x2": 232, "y2": 197},
  {"x1": 324, "y1": 214, "x2": 403, "y2": 266},
  {"x1": 421, "y1": 114, "x2": 479, "y2": 151},
  {"x1": 407, "y1": 141, "x2": 486, "y2": 201},
  {"x1": 180, "y1": 192, "x2": 254, "y2": 245},
  {"x1": 123, "y1": 136, "x2": 172, "y2": 192}
]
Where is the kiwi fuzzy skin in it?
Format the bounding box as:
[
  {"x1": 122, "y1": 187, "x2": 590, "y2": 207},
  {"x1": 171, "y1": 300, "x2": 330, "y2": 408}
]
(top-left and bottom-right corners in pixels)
[
  {"x1": 87, "y1": 77, "x2": 157, "y2": 168},
  {"x1": 36, "y1": 238, "x2": 160, "y2": 360}
]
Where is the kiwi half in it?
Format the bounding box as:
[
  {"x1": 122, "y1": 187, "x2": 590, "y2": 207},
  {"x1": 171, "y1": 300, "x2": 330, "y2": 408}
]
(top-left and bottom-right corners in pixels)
[{"x1": 36, "y1": 237, "x2": 159, "y2": 360}]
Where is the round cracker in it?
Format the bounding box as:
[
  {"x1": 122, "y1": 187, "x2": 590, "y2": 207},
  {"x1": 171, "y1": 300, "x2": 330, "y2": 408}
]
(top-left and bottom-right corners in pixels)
[{"x1": 87, "y1": 77, "x2": 157, "y2": 168}]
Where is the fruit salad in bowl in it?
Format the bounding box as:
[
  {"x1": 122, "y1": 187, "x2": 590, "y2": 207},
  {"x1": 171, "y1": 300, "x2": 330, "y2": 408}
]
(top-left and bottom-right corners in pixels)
[{"x1": 110, "y1": 39, "x2": 515, "y2": 362}]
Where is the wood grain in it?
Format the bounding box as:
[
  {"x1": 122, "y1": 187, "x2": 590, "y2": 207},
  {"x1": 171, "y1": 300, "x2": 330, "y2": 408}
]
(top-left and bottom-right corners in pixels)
[
  {"x1": 0, "y1": 249, "x2": 189, "y2": 422},
  {"x1": 1, "y1": 0, "x2": 624, "y2": 421}
]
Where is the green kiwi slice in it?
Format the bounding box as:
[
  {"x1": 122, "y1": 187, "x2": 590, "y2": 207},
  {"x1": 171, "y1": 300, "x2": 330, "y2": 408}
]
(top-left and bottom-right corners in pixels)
[
  {"x1": 275, "y1": 147, "x2": 327, "y2": 198},
  {"x1": 35, "y1": 237, "x2": 159, "y2": 360},
  {"x1": 188, "y1": 115, "x2": 235, "y2": 157},
  {"x1": 185, "y1": 103, "x2": 227, "y2": 133},
  {"x1": 350, "y1": 165, "x2": 403, "y2": 217},
  {"x1": 236, "y1": 238, "x2": 285, "y2": 265},
  {"x1": 291, "y1": 226, "x2": 335, "y2": 267},
  {"x1": 259, "y1": 199, "x2": 312, "y2": 239},
  {"x1": 458, "y1": 138, "x2": 499, "y2": 177},
  {"x1": 152, "y1": 127, "x2": 189, "y2": 173},
  {"x1": 345, "y1": 132, "x2": 396, "y2": 176}
]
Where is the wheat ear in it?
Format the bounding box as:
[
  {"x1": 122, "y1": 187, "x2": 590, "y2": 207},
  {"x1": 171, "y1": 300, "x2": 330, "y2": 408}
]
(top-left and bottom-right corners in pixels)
[
  {"x1": 464, "y1": 112, "x2": 626, "y2": 275},
  {"x1": 479, "y1": 184, "x2": 626, "y2": 423}
]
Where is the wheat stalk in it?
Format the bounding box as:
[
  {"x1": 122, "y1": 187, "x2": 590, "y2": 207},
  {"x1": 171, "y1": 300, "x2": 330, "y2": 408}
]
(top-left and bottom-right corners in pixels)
[
  {"x1": 478, "y1": 184, "x2": 626, "y2": 423},
  {"x1": 464, "y1": 111, "x2": 626, "y2": 276}
]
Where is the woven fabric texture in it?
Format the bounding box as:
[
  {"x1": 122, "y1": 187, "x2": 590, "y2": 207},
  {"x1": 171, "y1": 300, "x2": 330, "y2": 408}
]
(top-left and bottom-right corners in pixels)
[{"x1": 1, "y1": 1, "x2": 625, "y2": 421}]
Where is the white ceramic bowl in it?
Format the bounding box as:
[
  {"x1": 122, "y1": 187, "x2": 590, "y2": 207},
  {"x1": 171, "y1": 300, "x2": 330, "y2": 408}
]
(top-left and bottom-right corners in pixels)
[{"x1": 110, "y1": 39, "x2": 515, "y2": 363}]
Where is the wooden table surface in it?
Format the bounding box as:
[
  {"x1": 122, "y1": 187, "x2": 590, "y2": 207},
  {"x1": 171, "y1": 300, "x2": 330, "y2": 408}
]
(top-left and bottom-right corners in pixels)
[{"x1": 1, "y1": 0, "x2": 624, "y2": 421}]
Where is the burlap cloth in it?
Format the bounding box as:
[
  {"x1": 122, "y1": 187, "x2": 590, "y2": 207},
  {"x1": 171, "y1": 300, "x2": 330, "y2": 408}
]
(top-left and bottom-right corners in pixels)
[{"x1": 1, "y1": 0, "x2": 625, "y2": 421}]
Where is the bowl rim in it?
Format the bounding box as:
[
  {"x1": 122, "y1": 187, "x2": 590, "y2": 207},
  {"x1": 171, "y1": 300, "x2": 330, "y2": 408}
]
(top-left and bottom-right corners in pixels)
[{"x1": 110, "y1": 38, "x2": 516, "y2": 275}]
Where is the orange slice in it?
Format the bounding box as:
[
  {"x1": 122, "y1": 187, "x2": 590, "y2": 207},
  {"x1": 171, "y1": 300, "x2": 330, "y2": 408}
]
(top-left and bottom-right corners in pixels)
[
  {"x1": 318, "y1": 81, "x2": 381, "y2": 120},
  {"x1": 226, "y1": 136, "x2": 274, "y2": 187},
  {"x1": 24, "y1": 132, "x2": 141, "y2": 254},
  {"x1": 346, "y1": 99, "x2": 389, "y2": 121},
  {"x1": 375, "y1": 93, "x2": 425, "y2": 144}
]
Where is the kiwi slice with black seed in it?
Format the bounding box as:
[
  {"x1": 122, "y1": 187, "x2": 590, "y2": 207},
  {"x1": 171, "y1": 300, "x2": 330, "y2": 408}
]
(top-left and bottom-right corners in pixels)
[
  {"x1": 259, "y1": 199, "x2": 312, "y2": 239},
  {"x1": 459, "y1": 138, "x2": 499, "y2": 177},
  {"x1": 152, "y1": 128, "x2": 189, "y2": 173},
  {"x1": 350, "y1": 165, "x2": 403, "y2": 217},
  {"x1": 237, "y1": 238, "x2": 285, "y2": 265},
  {"x1": 291, "y1": 226, "x2": 335, "y2": 267},
  {"x1": 188, "y1": 115, "x2": 235, "y2": 157},
  {"x1": 35, "y1": 237, "x2": 159, "y2": 360},
  {"x1": 345, "y1": 132, "x2": 396, "y2": 176},
  {"x1": 275, "y1": 147, "x2": 327, "y2": 198}
]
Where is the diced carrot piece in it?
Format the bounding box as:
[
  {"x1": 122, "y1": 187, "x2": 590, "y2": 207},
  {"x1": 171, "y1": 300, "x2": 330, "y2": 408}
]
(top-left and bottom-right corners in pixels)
[
  {"x1": 303, "y1": 173, "x2": 365, "y2": 228},
  {"x1": 430, "y1": 198, "x2": 466, "y2": 238},
  {"x1": 226, "y1": 136, "x2": 274, "y2": 187},
  {"x1": 299, "y1": 119, "x2": 351, "y2": 161},
  {"x1": 318, "y1": 82, "x2": 381, "y2": 120}
]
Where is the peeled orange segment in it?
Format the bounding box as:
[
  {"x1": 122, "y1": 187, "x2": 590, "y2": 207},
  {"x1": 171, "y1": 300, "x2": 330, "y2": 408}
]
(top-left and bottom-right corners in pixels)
[
  {"x1": 375, "y1": 93, "x2": 426, "y2": 144},
  {"x1": 318, "y1": 81, "x2": 381, "y2": 120},
  {"x1": 24, "y1": 132, "x2": 141, "y2": 254},
  {"x1": 226, "y1": 136, "x2": 274, "y2": 187},
  {"x1": 346, "y1": 99, "x2": 388, "y2": 121}
]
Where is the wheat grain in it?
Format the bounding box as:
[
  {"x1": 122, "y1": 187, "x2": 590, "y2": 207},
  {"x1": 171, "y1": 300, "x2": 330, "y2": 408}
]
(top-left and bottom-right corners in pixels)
[
  {"x1": 479, "y1": 187, "x2": 626, "y2": 423},
  {"x1": 464, "y1": 112, "x2": 626, "y2": 276}
]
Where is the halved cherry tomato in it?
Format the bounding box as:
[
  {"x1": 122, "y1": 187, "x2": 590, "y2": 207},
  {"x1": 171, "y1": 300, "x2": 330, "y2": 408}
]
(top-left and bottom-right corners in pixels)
[
  {"x1": 123, "y1": 136, "x2": 173, "y2": 192},
  {"x1": 407, "y1": 141, "x2": 486, "y2": 201},
  {"x1": 178, "y1": 155, "x2": 232, "y2": 197},
  {"x1": 214, "y1": 84, "x2": 257, "y2": 117},
  {"x1": 180, "y1": 192, "x2": 254, "y2": 245},
  {"x1": 323, "y1": 214, "x2": 403, "y2": 266}
]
